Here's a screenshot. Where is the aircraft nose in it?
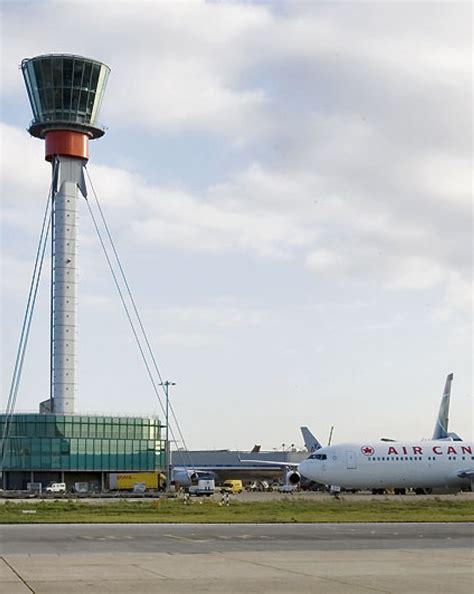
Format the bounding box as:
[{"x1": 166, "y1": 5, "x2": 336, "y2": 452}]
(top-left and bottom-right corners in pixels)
[
  {"x1": 299, "y1": 458, "x2": 323, "y2": 481},
  {"x1": 298, "y1": 460, "x2": 310, "y2": 477}
]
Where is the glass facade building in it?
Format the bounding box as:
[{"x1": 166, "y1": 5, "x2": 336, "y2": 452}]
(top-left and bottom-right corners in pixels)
[
  {"x1": 21, "y1": 54, "x2": 110, "y2": 138},
  {"x1": 0, "y1": 414, "x2": 164, "y2": 472}
]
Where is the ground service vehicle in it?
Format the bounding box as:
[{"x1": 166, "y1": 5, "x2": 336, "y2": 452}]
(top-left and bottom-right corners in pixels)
[
  {"x1": 189, "y1": 479, "x2": 215, "y2": 496},
  {"x1": 223, "y1": 480, "x2": 243, "y2": 493},
  {"x1": 45, "y1": 482, "x2": 66, "y2": 493},
  {"x1": 108, "y1": 472, "x2": 165, "y2": 490},
  {"x1": 73, "y1": 482, "x2": 89, "y2": 494}
]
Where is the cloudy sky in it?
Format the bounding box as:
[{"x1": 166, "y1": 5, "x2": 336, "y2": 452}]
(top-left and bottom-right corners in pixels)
[{"x1": 0, "y1": 1, "x2": 472, "y2": 450}]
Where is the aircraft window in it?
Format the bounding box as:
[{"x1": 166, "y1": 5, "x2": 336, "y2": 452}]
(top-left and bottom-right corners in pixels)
[{"x1": 309, "y1": 453, "x2": 327, "y2": 460}]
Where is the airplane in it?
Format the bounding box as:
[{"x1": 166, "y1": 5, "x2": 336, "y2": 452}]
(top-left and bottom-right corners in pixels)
[
  {"x1": 298, "y1": 373, "x2": 473, "y2": 493},
  {"x1": 298, "y1": 440, "x2": 474, "y2": 493},
  {"x1": 245, "y1": 373, "x2": 473, "y2": 493}
]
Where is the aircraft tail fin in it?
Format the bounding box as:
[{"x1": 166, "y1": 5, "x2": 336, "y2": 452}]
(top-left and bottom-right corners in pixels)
[
  {"x1": 432, "y1": 373, "x2": 454, "y2": 440},
  {"x1": 300, "y1": 426, "x2": 322, "y2": 452}
]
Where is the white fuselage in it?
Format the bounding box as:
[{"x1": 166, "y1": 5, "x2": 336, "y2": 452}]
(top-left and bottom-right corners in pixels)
[{"x1": 298, "y1": 441, "x2": 473, "y2": 490}]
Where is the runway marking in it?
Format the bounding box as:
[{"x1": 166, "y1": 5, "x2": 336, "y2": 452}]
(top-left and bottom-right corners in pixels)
[
  {"x1": 164, "y1": 534, "x2": 209, "y2": 543},
  {"x1": 0, "y1": 556, "x2": 35, "y2": 593},
  {"x1": 78, "y1": 535, "x2": 134, "y2": 540}
]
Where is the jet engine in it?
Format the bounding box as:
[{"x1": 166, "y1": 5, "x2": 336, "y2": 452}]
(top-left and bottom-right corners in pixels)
[{"x1": 286, "y1": 470, "x2": 301, "y2": 485}]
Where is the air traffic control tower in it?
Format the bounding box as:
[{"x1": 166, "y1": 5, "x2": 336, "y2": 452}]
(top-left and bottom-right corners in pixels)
[
  {"x1": 22, "y1": 54, "x2": 110, "y2": 414},
  {"x1": 0, "y1": 55, "x2": 164, "y2": 491}
]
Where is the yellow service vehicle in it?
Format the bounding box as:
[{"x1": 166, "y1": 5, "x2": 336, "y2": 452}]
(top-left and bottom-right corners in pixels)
[
  {"x1": 222, "y1": 480, "x2": 243, "y2": 494},
  {"x1": 109, "y1": 472, "x2": 166, "y2": 490}
]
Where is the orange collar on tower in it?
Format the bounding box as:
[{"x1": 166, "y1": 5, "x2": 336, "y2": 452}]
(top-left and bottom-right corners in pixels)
[{"x1": 45, "y1": 130, "x2": 89, "y2": 162}]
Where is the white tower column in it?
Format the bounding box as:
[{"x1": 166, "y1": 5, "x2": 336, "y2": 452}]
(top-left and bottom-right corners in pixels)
[{"x1": 51, "y1": 157, "x2": 86, "y2": 414}]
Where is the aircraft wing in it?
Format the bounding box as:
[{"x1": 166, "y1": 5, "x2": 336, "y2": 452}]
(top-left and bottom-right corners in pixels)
[{"x1": 239, "y1": 458, "x2": 299, "y2": 468}]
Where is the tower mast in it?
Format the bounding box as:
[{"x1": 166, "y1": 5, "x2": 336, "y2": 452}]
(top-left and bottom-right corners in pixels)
[{"x1": 21, "y1": 54, "x2": 110, "y2": 414}]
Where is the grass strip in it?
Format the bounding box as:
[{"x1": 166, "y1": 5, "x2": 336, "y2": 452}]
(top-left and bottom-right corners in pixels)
[{"x1": 0, "y1": 497, "x2": 472, "y2": 524}]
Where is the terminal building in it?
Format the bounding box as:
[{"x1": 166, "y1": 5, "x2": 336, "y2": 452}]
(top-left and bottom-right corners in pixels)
[{"x1": 1, "y1": 414, "x2": 163, "y2": 491}]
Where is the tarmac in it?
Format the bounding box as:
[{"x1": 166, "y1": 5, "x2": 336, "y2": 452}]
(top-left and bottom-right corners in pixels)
[{"x1": 0, "y1": 523, "x2": 472, "y2": 593}]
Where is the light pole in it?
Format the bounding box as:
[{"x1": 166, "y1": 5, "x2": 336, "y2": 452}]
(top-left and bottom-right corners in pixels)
[{"x1": 160, "y1": 380, "x2": 175, "y2": 493}]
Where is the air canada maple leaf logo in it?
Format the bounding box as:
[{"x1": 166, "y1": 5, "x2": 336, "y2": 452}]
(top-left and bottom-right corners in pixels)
[{"x1": 361, "y1": 446, "x2": 375, "y2": 456}]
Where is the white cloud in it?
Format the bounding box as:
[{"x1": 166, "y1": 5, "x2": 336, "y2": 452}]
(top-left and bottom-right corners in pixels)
[
  {"x1": 306, "y1": 249, "x2": 342, "y2": 273},
  {"x1": 1, "y1": 117, "x2": 471, "y2": 319},
  {"x1": 162, "y1": 301, "x2": 265, "y2": 329},
  {"x1": 431, "y1": 273, "x2": 473, "y2": 321},
  {"x1": 384, "y1": 256, "x2": 444, "y2": 291}
]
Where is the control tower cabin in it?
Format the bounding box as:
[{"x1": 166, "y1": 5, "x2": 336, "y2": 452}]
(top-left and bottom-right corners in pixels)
[{"x1": 22, "y1": 54, "x2": 110, "y2": 414}]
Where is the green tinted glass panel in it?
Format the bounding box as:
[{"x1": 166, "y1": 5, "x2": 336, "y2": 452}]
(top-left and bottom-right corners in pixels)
[{"x1": 0, "y1": 414, "x2": 163, "y2": 471}]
